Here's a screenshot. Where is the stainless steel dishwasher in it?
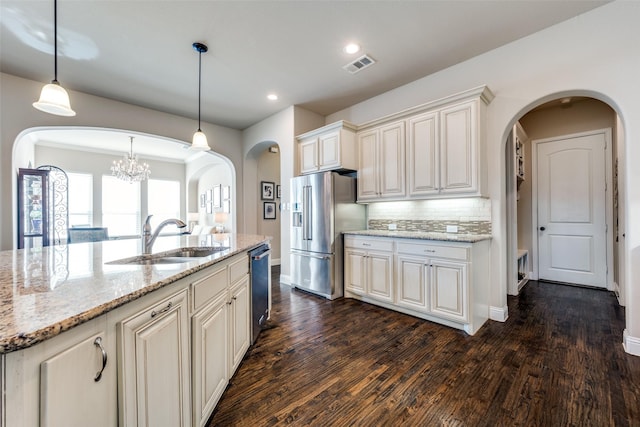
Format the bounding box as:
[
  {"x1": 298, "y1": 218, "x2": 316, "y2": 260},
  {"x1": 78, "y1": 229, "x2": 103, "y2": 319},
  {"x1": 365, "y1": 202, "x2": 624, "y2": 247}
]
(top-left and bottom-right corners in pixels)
[{"x1": 250, "y1": 244, "x2": 270, "y2": 344}]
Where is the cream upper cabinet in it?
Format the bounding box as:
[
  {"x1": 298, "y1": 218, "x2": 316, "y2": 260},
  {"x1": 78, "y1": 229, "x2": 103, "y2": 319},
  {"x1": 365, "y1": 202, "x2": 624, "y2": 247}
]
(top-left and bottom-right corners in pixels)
[
  {"x1": 439, "y1": 100, "x2": 479, "y2": 195},
  {"x1": 297, "y1": 121, "x2": 357, "y2": 175},
  {"x1": 357, "y1": 120, "x2": 406, "y2": 201},
  {"x1": 407, "y1": 111, "x2": 439, "y2": 196}
]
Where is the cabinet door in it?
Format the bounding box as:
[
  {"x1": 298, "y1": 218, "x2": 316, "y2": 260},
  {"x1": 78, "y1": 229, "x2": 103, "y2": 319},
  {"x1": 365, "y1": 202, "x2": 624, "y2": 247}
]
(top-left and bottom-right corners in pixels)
[
  {"x1": 229, "y1": 275, "x2": 250, "y2": 376},
  {"x1": 367, "y1": 251, "x2": 394, "y2": 303},
  {"x1": 299, "y1": 138, "x2": 318, "y2": 174},
  {"x1": 357, "y1": 130, "x2": 379, "y2": 200},
  {"x1": 396, "y1": 254, "x2": 429, "y2": 313},
  {"x1": 119, "y1": 289, "x2": 191, "y2": 427},
  {"x1": 408, "y1": 111, "x2": 439, "y2": 196},
  {"x1": 439, "y1": 100, "x2": 477, "y2": 193},
  {"x1": 192, "y1": 293, "x2": 228, "y2": 427},
  {"x1": 429, "y1": 259, "x2": 468, "y2": 322},
  {"x1": 378, "y1": 121, "x2": 406, "y2": 198},
  {"x1": 344, "y1": 248, "x2": 367, "y2": 295},
  {"x1": 318, "y1": 132, "x2": 340, "y2": 170},
  {"x1": 40, "y1": 330, "x2": 116, "y2": 427}
]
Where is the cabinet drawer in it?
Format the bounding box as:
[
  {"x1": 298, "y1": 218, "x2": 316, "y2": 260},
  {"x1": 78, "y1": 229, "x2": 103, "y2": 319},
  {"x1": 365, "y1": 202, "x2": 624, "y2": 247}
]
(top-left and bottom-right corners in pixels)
[
  {"x1": 229, "y1": 254, "x2": 249, "y2": 284},
  {"x1": 345, "y1": 236, "x2": 393, "y2": 252},
  {"x1": 396, "y1": 241, "x2": 469, "y2": 261},
  {"x1": 192, "y1": 265, "x2": 228, "y2": 312}
]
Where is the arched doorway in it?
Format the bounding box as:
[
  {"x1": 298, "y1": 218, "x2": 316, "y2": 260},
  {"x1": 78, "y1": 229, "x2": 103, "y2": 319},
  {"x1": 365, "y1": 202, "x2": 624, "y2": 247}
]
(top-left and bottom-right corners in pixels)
[
  {"x1": 11, "y1": 126, "x2": 236, "y2": 247},
  {"x1": 505, "y1": 95, "x2": 624, "y2": 303}
]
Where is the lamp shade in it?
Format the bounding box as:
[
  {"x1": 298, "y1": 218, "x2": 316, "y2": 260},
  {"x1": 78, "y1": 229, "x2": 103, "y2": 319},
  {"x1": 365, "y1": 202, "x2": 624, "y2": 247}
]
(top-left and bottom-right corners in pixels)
[
  {"x1": 214, "y1": 212, "x2": 228, "y2": 223},
  {"x1": 33, "y1": 82, "x2": 76, "y2": 116},
  {"x1": 192, "y1": 130, "x2": 210, "y2": 150}
]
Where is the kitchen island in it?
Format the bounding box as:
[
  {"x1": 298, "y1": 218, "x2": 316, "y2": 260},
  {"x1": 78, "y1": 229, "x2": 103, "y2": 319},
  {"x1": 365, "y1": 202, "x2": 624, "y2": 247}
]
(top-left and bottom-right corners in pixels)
[
  {"x1": 1, "y1": 233, "x2": 270, "y2": 427},
  {"x1": 343, "y1": 230, "x2": 491, "y2": 335}
]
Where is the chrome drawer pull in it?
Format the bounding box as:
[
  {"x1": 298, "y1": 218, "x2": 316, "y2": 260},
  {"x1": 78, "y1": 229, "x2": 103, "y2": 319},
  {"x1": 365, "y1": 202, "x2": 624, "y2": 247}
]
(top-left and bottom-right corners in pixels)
[
  {"x1": 94, "y1": 336, "x2": 108, "y2": 382},
  {"x1": 151, "y1": 301, "x2": 173, "y2": 318}
]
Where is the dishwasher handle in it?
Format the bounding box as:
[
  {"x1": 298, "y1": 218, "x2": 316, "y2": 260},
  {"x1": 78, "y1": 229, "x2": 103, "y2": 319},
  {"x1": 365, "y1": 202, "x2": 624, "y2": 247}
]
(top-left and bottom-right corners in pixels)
[{"x1": 252, "y1": 250, "x2": 271, "y2": 261}]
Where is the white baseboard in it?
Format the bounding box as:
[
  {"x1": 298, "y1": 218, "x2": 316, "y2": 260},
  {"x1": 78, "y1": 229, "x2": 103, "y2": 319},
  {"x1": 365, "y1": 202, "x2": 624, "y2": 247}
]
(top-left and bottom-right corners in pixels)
[
  {"x1": 623, "y1": 329, "x2": 640, "y2": 356},
  {"x1": 279, "y1": 274, "x2": 291, "y2": 285},
  {"x1": 271, "y1": 258, "x2": 281, "y2": 266},
  {"x1": 489, "y1": 305, "x2": 508, "y2": 322}
]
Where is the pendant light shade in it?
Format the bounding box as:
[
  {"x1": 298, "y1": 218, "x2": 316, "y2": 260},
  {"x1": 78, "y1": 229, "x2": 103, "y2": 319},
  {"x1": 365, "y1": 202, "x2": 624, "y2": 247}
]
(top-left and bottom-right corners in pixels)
[
  {"x1": 191, "y1": 42, "x2": 211, "y2": 151},
  {"x1": 33, "y1": 81, "x2": 75, "y2": 116},
  {"x1": 33, "y1": 0, "x2": 76, "y2": 117}
]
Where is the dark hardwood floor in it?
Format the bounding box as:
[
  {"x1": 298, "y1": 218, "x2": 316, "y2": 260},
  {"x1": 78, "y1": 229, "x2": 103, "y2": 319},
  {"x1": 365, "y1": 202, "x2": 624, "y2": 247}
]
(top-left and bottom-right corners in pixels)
[{"x1": 208, "y1": 268, "x2": 640, "y2": 426}]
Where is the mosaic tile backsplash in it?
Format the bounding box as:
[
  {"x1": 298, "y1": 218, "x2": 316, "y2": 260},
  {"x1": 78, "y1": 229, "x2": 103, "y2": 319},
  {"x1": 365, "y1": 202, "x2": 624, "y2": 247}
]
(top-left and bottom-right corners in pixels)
[{"x1": 367, "y1": 198, "x2": 492, "y2": 234}]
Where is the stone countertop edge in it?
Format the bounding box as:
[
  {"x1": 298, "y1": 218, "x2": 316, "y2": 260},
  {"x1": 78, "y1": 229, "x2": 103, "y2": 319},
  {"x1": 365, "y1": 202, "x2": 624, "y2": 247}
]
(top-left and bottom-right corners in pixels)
[
  {"x1": 0, "y1": 234, "x2": 270, "y2": 354},
  {"x1": 343, "y1": 230, "x2": 492, "y2": 243}
]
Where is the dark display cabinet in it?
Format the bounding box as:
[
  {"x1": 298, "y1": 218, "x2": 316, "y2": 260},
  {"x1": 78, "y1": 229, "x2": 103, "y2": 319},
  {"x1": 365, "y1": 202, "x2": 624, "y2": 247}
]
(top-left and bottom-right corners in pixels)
[{"x1": 17, "y1": 167, "x2": 68, "y2": 249}]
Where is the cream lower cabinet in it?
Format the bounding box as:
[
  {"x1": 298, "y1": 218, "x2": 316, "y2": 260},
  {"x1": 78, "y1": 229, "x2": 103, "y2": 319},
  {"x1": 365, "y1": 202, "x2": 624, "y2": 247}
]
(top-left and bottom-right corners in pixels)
[
  {"x1": 118, "y1": 288, "x2": 191, "y2": 427},
  {"x1": 3, "y1": 316, "x2": 117, "y2": 427},
  {"x1": 229, "y1": 275, "x2": 250, "y2": 376},
  {"x1": 346, "y1": 235, "x2": 490, "y2": 335},
  {"x1": 344, "y1": 236, "x2": 394, "y2": 303},
  {"x1": 191, "y1": 253, "x2": 250, "y2": 427}
]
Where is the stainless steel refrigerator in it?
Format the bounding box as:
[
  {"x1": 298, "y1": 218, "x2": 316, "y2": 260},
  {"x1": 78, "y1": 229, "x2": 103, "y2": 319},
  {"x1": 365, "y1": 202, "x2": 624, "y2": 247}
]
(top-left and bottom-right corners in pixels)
[{"x1": 290, "y1": 171, "x2": 365, "y2": 299}]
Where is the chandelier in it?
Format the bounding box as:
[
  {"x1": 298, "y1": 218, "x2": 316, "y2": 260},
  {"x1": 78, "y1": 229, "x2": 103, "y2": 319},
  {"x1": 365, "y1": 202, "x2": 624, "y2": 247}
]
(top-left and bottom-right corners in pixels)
[{"x1": 111, "y1": 136, "x2": 150, "y2": 183}]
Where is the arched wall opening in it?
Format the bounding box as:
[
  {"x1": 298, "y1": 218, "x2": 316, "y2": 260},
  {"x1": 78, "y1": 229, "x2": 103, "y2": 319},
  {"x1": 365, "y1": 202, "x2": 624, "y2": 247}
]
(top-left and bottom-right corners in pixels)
[
  {"x1": 11, "y1": 126, "x2": 236, "y2": 247},
  {"x1": 500, "y1": 90, "x2": 626, "y2": 335},
  {"x1": 244, "y1": 140, "x2": 282, "y2": 264}
]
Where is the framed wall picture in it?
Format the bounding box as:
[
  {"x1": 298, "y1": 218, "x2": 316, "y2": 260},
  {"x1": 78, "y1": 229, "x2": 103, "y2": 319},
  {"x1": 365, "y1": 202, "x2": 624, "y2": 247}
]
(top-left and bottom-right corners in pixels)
[
  {"x1": 206, "y1": 201, "x2": 213, "y2": 214},
  {"x1": 276, "y1": 185, "x2": 281, "y2": 199},
  {"x1": 206, "y1": 189, "x2": 212, "y2": 203},
  {"x1": 261, "y1": 181, "x2": 275, "y2": 200},
  {"x1": 222, "y1": 199, "x2": 231, "y2": 213},
  {"x1": 213, "y1": 184, "x2": 222, "y2": 208},
  {"x1": 263, "y1": 202, "x2": 276, "y2": 220},
  {"x1": 222, "y1": 185, "x2": 230, "y2": 200},
  {"x1": 200, "y1": 193, "x2": 205, "y2": 208}
]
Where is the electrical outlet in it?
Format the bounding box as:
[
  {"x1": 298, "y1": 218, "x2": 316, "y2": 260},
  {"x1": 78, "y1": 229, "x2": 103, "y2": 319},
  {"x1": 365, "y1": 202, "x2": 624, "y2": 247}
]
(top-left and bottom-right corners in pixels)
[
  {"x1": 388, "y1": 223, "x2": 397, "y2": 231},
  {"x1": 446, "y1": 225, "x2": 458, "y2": 233}
]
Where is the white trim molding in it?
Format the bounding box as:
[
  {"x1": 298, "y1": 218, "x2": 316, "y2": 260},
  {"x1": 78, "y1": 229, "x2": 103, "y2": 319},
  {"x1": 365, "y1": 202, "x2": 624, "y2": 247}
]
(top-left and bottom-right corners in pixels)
[
  {"x1": 279, "y1": 274, "x2": 291, "y2": 286},
  {"x1": 490, "y1": 305, "x2": 508, "y2": 322},
  {"x1": 623, "y1": 330, "x2": 640, "y2": 356}
]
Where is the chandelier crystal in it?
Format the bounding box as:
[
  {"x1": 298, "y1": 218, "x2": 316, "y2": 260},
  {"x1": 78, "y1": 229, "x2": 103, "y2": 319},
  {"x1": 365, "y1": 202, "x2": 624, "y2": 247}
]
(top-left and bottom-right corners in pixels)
[{"x1": 111, "y1": 137, "x2": 150, "y2": 183}]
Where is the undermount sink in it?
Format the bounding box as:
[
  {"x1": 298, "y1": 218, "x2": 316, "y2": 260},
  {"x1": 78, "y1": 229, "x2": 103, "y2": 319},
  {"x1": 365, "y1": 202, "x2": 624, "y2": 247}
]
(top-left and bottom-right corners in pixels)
[{"x1": 107, "y1": 246, "x2": 230, "y2": 265}]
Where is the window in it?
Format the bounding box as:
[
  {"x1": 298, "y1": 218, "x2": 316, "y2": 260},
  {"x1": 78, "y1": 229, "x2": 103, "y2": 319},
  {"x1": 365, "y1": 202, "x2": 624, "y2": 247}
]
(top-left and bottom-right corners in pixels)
[
  {"x1": 102, "y1": 176, "x2": 141, "y2": 237},
  {"x1": 67, "y1": 172, "x2": 93, "y2": 227},
  {"x1": 148, "y1": 179, "x2": 181, "y2": 233}
]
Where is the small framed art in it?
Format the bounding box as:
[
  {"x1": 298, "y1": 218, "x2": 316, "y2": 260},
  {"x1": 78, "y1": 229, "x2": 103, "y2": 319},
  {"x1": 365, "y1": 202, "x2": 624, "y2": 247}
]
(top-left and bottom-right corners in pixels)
[
  {"x1": 261, "y1": 181, "x2": 275, "y2": 200},
  {"x1": 276, "y1": 184, "x2": 281, "y2": 199},
  {"x1": 263, "y1": 202, "x2": 276, "y2": 220}
]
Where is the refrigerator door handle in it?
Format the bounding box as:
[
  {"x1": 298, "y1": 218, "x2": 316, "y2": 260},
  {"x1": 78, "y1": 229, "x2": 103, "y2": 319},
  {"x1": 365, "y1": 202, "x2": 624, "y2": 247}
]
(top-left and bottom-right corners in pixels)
[
  {"x1": 303, "y1": 185, "x2": 312, "y2": 241},
  {"x1": 292, "y1": 249, "x2": 331, "y2": 260}
]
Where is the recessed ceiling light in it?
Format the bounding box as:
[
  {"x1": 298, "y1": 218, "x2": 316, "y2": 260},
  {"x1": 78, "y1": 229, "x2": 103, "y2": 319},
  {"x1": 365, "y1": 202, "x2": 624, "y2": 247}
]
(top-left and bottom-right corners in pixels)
[
  {"x1": 344, "y1": 43, "x2": 360, "y2": 54},
  {"x1": 267, "y1": 93, "x2": 278, "y2": 101}
]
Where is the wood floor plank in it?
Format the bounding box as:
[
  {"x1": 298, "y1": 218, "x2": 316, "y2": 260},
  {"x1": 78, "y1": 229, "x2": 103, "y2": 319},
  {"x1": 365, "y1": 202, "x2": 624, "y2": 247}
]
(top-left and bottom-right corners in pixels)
[{"x1": 207, "y1": 272, "x2": 640, "y2": 426}]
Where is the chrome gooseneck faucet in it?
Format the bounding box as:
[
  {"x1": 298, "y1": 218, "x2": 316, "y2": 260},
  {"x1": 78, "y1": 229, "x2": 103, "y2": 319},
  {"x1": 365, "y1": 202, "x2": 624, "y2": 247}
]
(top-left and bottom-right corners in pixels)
[{"x1": 142, "y1": 215, "x2": 187, "y2": 254}]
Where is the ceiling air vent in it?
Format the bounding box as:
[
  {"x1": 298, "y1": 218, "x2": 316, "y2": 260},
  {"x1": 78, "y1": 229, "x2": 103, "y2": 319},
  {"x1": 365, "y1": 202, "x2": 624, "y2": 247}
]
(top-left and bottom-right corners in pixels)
[{"x1": 343, "y1": 54, "x2": 376, "y2": 74}]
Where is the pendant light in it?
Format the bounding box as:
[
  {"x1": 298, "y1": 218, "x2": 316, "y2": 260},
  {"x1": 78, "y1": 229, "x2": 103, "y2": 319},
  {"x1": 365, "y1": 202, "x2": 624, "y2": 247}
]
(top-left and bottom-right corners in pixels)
[
  {"x1": 191, "y1": 42, "x2": 211, "y2": 150},
  {"x1": 33, "y1": 0, "x2": 76, "y2": 117}
]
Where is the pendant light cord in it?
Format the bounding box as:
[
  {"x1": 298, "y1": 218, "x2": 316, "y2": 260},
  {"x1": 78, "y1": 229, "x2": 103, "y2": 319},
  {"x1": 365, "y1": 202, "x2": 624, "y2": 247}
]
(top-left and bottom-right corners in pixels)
[
  {"x1": 197, "y1": 50, "x2": 202, "y2": 132},
  {"x1": 53, "y1": 0, "x2": 58, "y2": 83}
]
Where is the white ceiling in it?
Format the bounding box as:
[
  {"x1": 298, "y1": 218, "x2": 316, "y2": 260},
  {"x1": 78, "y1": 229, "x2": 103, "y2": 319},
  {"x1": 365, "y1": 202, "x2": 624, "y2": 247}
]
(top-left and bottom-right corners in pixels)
[{"x1": 1, "y1": 0, "x2": 608, "y2": 134}]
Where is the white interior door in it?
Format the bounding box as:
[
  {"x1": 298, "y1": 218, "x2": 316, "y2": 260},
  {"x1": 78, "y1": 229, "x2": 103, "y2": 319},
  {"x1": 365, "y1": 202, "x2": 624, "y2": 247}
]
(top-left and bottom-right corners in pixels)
[{"x1": 536, "y1": 132, "x2": 607, "y2": 287}]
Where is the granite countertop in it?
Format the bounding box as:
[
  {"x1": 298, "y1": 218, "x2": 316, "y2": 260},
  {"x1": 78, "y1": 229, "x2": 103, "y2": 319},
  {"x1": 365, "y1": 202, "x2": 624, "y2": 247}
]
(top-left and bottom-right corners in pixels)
[
  {"x1": 344, "y1": 229, "x2": 492, "y2": 243},
  {"x1": 0, "y1": 233, "x2": 270, "y2": 354}
]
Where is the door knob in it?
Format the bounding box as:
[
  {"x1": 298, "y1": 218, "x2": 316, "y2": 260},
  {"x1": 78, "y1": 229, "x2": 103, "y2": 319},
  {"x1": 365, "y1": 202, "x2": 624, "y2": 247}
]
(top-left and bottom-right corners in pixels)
[{"x1": 539, "y1": 226, "x2": 546, "y2": 231}]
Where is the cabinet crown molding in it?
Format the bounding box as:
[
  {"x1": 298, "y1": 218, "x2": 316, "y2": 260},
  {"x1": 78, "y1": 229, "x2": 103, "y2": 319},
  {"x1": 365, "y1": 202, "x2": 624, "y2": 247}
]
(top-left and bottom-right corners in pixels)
[
  {"x1": 357, "y1": 85, "x2": 494, "y2": 132},
  {"x1": 296, "y1": 120, "x2": 357, "y2": 140}
]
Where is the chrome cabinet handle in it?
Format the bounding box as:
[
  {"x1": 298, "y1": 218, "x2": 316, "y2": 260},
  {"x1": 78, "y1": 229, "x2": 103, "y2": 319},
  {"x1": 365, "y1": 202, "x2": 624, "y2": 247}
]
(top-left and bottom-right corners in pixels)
[
  {"x1": 362, "y1": 243, "x2": 371, "y2": 246},
  {"x1": 94, "y1": 336, "x2": 107, "y2": 382},
  {"x1": 151, "y1": 301, "x2": 172, "y2": 318},
  {"x1": 425, "y1": 249, "x2": 436, "y2": 253}
]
